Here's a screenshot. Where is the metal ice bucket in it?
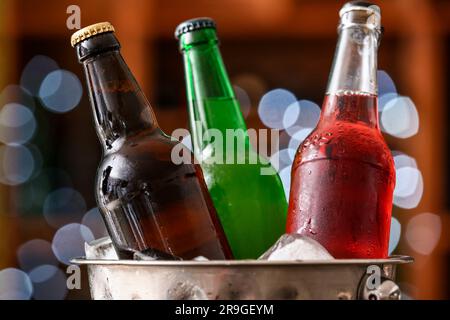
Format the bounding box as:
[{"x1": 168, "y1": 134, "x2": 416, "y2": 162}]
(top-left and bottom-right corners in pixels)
[{"x1": 72, "y1": 255, "x2": 412, "y2": 300}]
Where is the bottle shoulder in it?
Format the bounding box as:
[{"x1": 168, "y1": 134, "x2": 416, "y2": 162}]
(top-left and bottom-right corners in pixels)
[
  {"x1": 294, "y1": 121, "x2": 394, "y2": 171},
  {"x1": 98, "y1": 133, "x2": 196, "y2": 180}
]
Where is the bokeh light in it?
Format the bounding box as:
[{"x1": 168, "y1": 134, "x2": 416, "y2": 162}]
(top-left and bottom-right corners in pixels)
[
  {"x1": 43, "y1": 187, "x2": 87, "y2": 228},
  {"x1": 393, "y1": 152, "x2": 424, "y2": 209},
  {"x1": 20, "y1": 55, "x2": 59, "y2": 96},
  {"x1": 232, "y1": 73, "x2": 267, "y2": 102},
  {"x1": 52, "y1": 223, "x2": 94, "y2": 265},
  {"x1": 395, "y1": 167, "x2": 422, "y2": 198},
  {"x1": 394, "y1": 174, "x2": 423, "y2": 209},
  {"x1": 288, "y1": 128, "x2": 313, "y2": 151},
  {"x1": 283, "y1": 100, "x2": 321, "y2": 136},
  {"x1": 279, "y1": 165, "x2": 292, "y2": 200},
  {"x1": 389, "y1": 217, "x2": 401, "y2": 255},
  {"x1": 0, "y1": 145, "x2": 35, "y2": 185},
  {"x1": 0, "y1": 103, "x2": 36, "y2": 144},
  {"x1": 378, "y1": 93, "x2": 398, "y2": 112},
  {"x1": 39, "y1": 70, "x2": 83, "y2": 113},
  {"x1": 17, "y1": 167, "x2": 73, "y2": 213},
  {"x1": 28, "y1": 264, "x2": 58, "y2": 283},
  {"x1": 377, "y1": 70, "x2": 397, "y2": 96},
  {"x1": 393, "y1": 151, "x2": 417, "y2": 169},
  {"x1": 405, "y1": 213, "x2": 441, "y2": 255},
  {"x1": 381, "y1": 96, "x2": 419, "y2": 138},
  {"x1": 17, "y1": 239, "x2": 58, "y2": 272},
  {"x1": 0, "y1": 85, "x2": 36, "y2": 112},
  {"x1": 399, "y1": 283, "x2": 418, "y2": 300},
  {"x1": 27, "y1": 144, "x2": 44, "y2": 179},
  {"x1": 233, "y1": 85, "x2": 251, "y2": 119},
  {"x1": 0, "y1": 268, "x2": 33, "y2": 300},
  {"x1": 39, "y1": 167, "x2": 73, "y2": 188},
  {"x1": 28, "y1": 265, "x2": 68, "y2": 300},
  {"x1": 81, "y1": 207, "x2": 108, "y2": 240},
  {"x1": 258, "y1": 88, "x2": 297, "y2": 129},
  {"x1": 278, "y1": 130, "x2": 291, "y2": 150},
  {"x1": 270, "y1": 148, "x2": 296, "y2": 172},
  {"x1": 282, "y1": 101, "x2": 300, "y2": 129}
]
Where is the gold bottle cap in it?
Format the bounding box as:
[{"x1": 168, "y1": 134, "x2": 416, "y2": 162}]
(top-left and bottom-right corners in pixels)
[{"x1": 71, "y1": 22, "x2": 115, "y2": 47}]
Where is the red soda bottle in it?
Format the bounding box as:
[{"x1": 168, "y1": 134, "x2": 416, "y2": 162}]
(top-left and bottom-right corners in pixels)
[{"x1": 286, "y1": 2, "x2": 395, "y2": 259}]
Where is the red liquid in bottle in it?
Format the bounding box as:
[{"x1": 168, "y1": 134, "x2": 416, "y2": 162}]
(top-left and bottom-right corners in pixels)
[{"x1": 286, "y1": 94, "x2": 395, "y2": 258}]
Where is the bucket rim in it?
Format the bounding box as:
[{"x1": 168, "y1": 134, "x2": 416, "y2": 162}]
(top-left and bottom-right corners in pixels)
[{"x1": 71, "y1": 255, "x2": 413, "y2": 267}]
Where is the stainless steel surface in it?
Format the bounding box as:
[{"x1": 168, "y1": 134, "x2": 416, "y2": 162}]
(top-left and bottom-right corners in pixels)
[
  {"x1": 359, "y1": 276, "x2": 402, "y2": 300},
  {"x1": 71, "y1": 255, "x2": 413, "y2": 300}
]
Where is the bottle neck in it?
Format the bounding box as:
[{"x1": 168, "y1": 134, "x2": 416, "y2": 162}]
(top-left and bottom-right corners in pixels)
[
  {"x1": 327, "y1": 20, "x2": 379, "y2": 95},
  {"x1": 82, "y1": 48, "x2": 159, "y2": 151},
  {"x1": 180, "y1": 29, "x2": 248, "y2": 153},
  {"x1": 323, "y1": 21, "x2": 380, "y2": 128},
  {"x1": 180, "y1": 29, "x2": 235, "y2": 102}
]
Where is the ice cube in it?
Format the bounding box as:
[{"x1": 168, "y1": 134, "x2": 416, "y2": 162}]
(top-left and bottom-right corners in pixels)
[
  {"x1": 259, "y1": 234, "x2": 334, "y2": 260},
  {"x1": 192, "y1": 256, "x2": 209, "y2": 261},
  {"x1": 85, "y1": 237, "x2": 118, "y2": 260},
  {"x1": 133, "y1": 248, "x2": 182, "y2": 261},
  {"x1": 167, "y1": 282, "x2": 208, "y2": 300}
]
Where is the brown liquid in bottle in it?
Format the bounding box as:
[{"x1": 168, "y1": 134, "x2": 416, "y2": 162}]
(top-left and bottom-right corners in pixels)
[{"x1": 73, "y1": 25, "x2": 232, "y2": 260}]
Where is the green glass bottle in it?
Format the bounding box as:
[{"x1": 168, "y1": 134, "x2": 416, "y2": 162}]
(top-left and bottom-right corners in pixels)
[{"x1": 175, "y1": 18, "x2": 287, "y2": 259}]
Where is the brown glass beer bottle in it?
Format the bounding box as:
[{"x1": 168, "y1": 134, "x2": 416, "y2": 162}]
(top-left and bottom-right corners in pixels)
[{"x1": 71, "y1": 22, "x2": 232, "y2": 260}]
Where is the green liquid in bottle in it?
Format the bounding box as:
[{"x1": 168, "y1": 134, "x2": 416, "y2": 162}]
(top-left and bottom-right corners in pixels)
[{"x1": 177, "y1": 19, "x2": 287, "y2": 258}]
